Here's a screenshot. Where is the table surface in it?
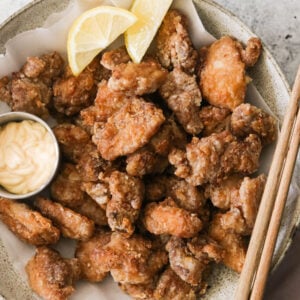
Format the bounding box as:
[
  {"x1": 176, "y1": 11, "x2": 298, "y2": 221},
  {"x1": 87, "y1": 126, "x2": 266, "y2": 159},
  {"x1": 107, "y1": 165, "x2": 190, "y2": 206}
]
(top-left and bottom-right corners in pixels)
[{"x1": 0, "y1": 0, "x2": 299, "y2": 299}]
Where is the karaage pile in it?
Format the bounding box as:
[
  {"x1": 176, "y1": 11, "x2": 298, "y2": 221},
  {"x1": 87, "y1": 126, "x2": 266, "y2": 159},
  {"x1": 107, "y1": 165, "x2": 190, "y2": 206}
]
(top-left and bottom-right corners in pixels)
[{"x1": 0, "y1": 7, "x2": 277, "y2": 300}]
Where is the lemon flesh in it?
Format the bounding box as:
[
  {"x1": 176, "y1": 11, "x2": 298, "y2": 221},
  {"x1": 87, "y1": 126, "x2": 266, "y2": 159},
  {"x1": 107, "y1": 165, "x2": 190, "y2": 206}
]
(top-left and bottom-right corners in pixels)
[
  {"x1": 125, "y1": 0, "x2": 173, "y2": 63},
  {"x1": 68, "y1": 6, "x2": 137, "y2": 75}
]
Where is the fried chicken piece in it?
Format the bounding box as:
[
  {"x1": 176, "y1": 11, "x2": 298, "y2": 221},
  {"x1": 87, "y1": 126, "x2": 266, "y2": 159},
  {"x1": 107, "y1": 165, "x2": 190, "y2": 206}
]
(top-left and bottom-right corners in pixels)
[
  {"x1": 143, "y1": 198, "x2": 203, "y2": 238},
  {"x1": 92, "y1": 97, "x2": 165, "y2": 160},
  {"x1": 34, "y1": 197, "x2": 95, "y2": 241},
  {"x1": 120, "y1": 280, "x2": 156, "y2": 300},
  {"x1": 102, "y1": 171, "x2": 144, "y2": 236},
  {"x1": 199, "y1": 105, "x2": 231, "y2": 136},
  {"x1": 76, "y1": 195, "x2": 108, "y2": 226},
  {"x1": 209, "y1": 213, "x2": 247, "y2": 273},
  {"x1": 153, "y1": 267, "x2": 197, "y2": 300},
  {"x1": 204, "y1": 175, "x2": 243, "y2": 210},
  {"x1": 238, "y1": 37, "x2": 262, "y2": 67},
  {"x1": 76, "y1": 145, "x2": 111, "y2": 182},
  {"x1": 21, "y1": 51, "x2": 64, "y2": 85},
  {"x1": 10, "y1": 74, "x2": 52, "y2": 119},
  {"x1": 126, "y1": 117, "x2": 187, "y2": 176},
  {"x1": 100, "y1": 46, "x2": 131, "y2": 70},
  {"x1": 199, "y1": 36, "x2": 262, "y2": 110},
  {"x1": 0, "y1": 197, "x2": 60, "y2": 246},
  {"x1": 53, "y1": 58, "x2": 102, "y2": 116},
  {"x1": 156, "y1": 10, "x2": 198, "y2": 74},
  {"x1": 159, "y1": 68, "x2": 203, "y2": 135},
  {"x1": 219, "y1": 175, "x2": 266, "y2": 235},
  {"x1": 53, "y1": 123, "x2": 90, "y2": 163},
  {"x1": 106, "y1": 233, "x2": 168, "y2": 284},
  {"x1": 75, "y1": 229, "x2": 112, "y2": 282},
  {"x1": 0, "y1": 76, "x2": 12, "y2": 104},
  {"x1": 51, "y1": 163, "x2": 86, "y2": 207},
  {"x1": 145, "y1": 176, "x2": 205, "y2": 214},
  {"x1": 231, "y1": 103, "x2": 277, "y2": 145},
  {"x1": 169, "y1": 131, "x2": 262, "y2": 186},
  {"x1": 166, "y1": 236, "x2": 224, "y2": 286},
  {"x1": 1, "y1": 52, "x2": 64, "y2": 119},
  {"x1": 108, "y1": 58, "x2": 168, "y2": 96},
  {"x1": 26, "y1": 247, "x2": 80, "y2": 300},
  {"x1": 93, "y1": 80, "x2": 130, "y2": 120},
  {"x1": 81, "y1": 181, "x2": 110, "y2": 209}
]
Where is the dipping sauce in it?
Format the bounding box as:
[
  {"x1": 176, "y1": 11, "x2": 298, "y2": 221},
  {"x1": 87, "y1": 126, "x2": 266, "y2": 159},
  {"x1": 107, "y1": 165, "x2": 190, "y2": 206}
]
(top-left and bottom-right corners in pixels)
[{"x1": 0, "y1": 120, "x2": 56, "y2": 194}]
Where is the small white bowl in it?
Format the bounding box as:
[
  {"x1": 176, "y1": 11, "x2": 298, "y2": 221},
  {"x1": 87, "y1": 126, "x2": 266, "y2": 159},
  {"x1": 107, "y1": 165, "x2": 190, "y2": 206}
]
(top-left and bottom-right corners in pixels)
[{"x1": 0, "y1": 112, "x2": 60, "y2": 200}]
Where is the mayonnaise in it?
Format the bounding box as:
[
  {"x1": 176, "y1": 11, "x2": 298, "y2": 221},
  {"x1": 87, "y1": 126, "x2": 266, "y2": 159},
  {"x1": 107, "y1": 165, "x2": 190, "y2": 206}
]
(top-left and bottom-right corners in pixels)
[{"x1": 0, "y1": 120, "x2": 56, "y2": 194}]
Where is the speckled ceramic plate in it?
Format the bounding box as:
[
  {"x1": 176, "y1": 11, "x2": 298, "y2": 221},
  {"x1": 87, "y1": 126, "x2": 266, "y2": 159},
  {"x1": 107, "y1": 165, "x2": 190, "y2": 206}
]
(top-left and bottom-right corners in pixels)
[{"x1": 0, "y1": 0, "x2": 299, "y2": 299}]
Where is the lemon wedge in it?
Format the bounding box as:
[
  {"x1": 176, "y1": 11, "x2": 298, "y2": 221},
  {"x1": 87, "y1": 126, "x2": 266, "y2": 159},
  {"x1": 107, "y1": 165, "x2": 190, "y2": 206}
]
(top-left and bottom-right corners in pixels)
[
  {"x1": 68, "y1": 6, "x2": 137, "y2": 75},
  {"x1": 125, "y1": 0, "x2": 173, "y2": 63}
]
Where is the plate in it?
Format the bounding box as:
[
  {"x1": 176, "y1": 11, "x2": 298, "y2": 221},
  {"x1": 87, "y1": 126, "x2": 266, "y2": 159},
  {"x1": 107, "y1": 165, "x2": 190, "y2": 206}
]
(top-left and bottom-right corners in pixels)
[{"x1": 0, "y1": 0, "x2": 299, "y2": 299}]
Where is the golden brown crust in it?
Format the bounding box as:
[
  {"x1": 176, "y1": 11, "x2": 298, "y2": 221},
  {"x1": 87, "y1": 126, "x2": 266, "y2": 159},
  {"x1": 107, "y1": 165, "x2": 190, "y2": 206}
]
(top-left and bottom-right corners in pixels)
[
  {"x1": 156, "y1": 10, "x2": 198, "y2": 74},
  {"x1": 159, "y1": 68, "x2": 203, "y2": 134},
  {"x1": 231, "y1": 103, "x2": 277, "y2": 145},
  {"x1": 199, "y1": 36, "x2": 250, "y2": 110},
  {"x1": 0, "y1": 197, "x2": 60, "y2": 246},
  {"x1": 143, "y1": 198, "x2": 203, "y2": 238},
  {"x1": 34, "y1": 197, "x2": 95, "y2": 241},
  {"x1": 108, "y1": 58, "x2": 168, "y2": 96},
  {"x1": 92, "y1": 98, "x2": 165, "y2": 160},
  {"x1": 75, "y1": 230, "x2": 112, "y2": 282},
  {"x1": 169, "y1": 131, "x2": 262, "y2": 185},
  {"x1": 26, "y1": 247, "x2": 80, "y2": 300}
]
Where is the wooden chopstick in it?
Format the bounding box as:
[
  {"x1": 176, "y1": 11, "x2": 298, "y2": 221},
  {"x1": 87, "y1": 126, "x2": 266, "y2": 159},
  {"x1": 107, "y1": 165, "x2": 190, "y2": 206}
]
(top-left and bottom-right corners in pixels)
[
  {"x1": 250, "y1": 95, "x2": 300, "y2": 300},
  {"x1": 234, "y1": 65, "x2": 300, "y2": 300}
]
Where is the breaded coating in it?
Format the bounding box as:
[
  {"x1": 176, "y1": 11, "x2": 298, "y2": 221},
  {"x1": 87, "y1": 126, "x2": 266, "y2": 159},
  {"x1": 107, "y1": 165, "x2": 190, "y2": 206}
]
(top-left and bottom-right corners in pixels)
[
  {"x1": 103, "y1": 171, "x2": 144, "y2": 236},
  {"x1": 53, "y1": 123, "x2": 90, "y2": 163},
  {"x1": 169, "y1": 131, "x2": 262, "y2": 186},
  {"x1": 126, "y1": 117, "x2": 187, "y2": 176},
  {"x1": 21, "y1": 51, "x2": 64, "y2": 85},
  {"x1": 93, "y1": 80, "x2": 130, "y2": 121},
  {"x1": 10, "y1": 74, "x2": 52, "y2": 119},
  {"x1": 231, "y1": 103, "x2": 277, "y2": 145},
  {"x1": 209, "y1": 213, "x2": 247, "y2": 273},
  {"x1": 153, "y1": 267, "x2": 197, "y2": 300},
  {"x1": 156, "y1": 10, "x2": 198, "y2": 74},
  {"x1": 53, "y1": 58, "x2": 102, "y2": 116},
  {"x1": 159, "y1": 68, "x2": 203, "y2": 134},
  {"x1": 120, "y1": 281, "x2": 157, "y2": 300},
  {"x1": 2, "y1": 52, "x2": 64, "y2": 119},
  {"x1": 0, "y1": 76, "x2": 12, "y2": 104},
  {"x1": 34, "y1": 197, "x2": 95, "y2": 241},
  {"x1": 199, "y1": 36, "x2": 261, "y2": 111},
  {"x1": 105, "y1": 233, "x2": 168, "y2": 284},
  {"x1": 205, "y1": 175, "x2": 243, "y2": 210},
  {"x1": 76, "y1": 195, "x2": 108, "y2": 226},
  {"x1": 100, "y1": 46, "x2": 131, "y2": 70},
  {"x1": 145, "y1": 176, "x2": 205, "y2": 213},
  {"x1": 76, "y1": 145, "x2": 110, "y2": 182},
  {"x1": 81, "y1": 181, "x2": 110, "y2": 209},
  {"x1": 75, "y1": 230, "x2": 112, "y2": 282},
  {"x1": 199, "y1": 105, "x2": 231, "y2": 136},
  {"x1": 92, "y1": 98, "x2": 165, "y2": 160},
  {"x1": 108, "y1": 58, "x2": 168, "y2": 96},
  {"x1": 51, "y1": 163, "x2": 108, "y2": 225},
  {"x1": 0, "y1": 197, "x2": 60, "y2": 246},
  {"x1": 51, "y1": 163, "x2": 86, "y2": 208},
  {"x1": 166, "y1": 236, "x2": 224, "y2": 286},
  {"x1": 26, "y1": 247, "x2": 80, "y2": 300},
  {"x1": 143, "y1": 198, "x2": 203, "y2": 238},
  {"x1": 238, "y1": 37, "x2": 262, "y2": 67},
  {"x1": 219, "y1": 175, "x2": 266, "y2": 235}
]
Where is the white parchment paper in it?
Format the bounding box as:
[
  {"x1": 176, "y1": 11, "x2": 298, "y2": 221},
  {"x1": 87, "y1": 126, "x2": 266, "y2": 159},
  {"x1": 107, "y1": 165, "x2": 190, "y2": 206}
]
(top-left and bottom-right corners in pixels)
[{"x1": 0, "y1": 0, "x2": 298, "y2": 299}]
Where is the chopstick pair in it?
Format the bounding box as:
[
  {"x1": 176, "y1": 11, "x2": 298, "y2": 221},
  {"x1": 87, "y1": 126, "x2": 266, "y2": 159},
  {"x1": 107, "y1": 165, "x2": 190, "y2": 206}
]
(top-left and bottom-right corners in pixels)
[{"x1": 235, "y1": 65, "x2": 300, "y2": 300}]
